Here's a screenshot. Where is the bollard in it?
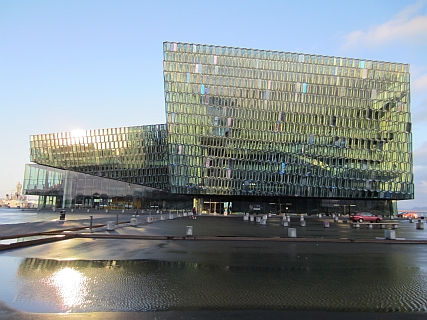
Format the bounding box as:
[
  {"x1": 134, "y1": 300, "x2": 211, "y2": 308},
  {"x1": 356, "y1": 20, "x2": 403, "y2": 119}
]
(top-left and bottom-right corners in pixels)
[
  {"x1": 160, "y1": 215, "x2": 166, "y2": 220},
  {"x1": 90, "y1": 215, "x2": 93, "y2": 231},
  {"x1": 147, "y1": 216, "x2": 153, "y2": 223},
  {"x1": 385, "y1": 230, "x2": 396, "y2": 240},
  {"x1": 287, "y1": 216, "x2": 291, "y2": 222},
  {"x1": 116, "y1": 214, "x2": 119, "y2": 225},
  {"x1": 106, "y1": 221, "x2": 115, "y2": 231},
  {"x1": 243, "y1": 215, "x2": 249, "y2": 221},
  {"x1": 59, "y1": 210, "x2": 66, "y2": 221},
  {"x1": 288, "y1": 228, "x2": 297, "y2": 238},
  {"x1": 130, "y1": 218, "x2": 137, "y2": 226},
  {"x1": 390, "y1": 215, "x2": 395, "y2": 220},
  {"x1": 105, "y1": 209, "x2": 109, "y2": 213},
  {"x1": 323, "y1": 221, "x2": 330, "y2": 228},
  {"x1": 186, "y1": 226, "x2": 193, "y2": 236},
  {"x1": 71, "y1": 208, "x2": 74, "y2": 213},
  {"x1": 183, "y1": 212, "x2": 188, "y2": 217},
  {"x1": 318, "y1": 213, "x2": 322, "y2": 218},
  {"x1": 250, "y1": 215, "x2": 255, "y2": 222},
  {"x1": 169, "y1": 213, "x2": 174, "y2": 220},
  {"x1": 367, "y1": 224, "x2": 373, "y2": 229},
  {"x1": 343, "y1": 217, "x2": 348, "y2": 223},
  {"x1": 52, "y1": 207, "x2": 56, "y2": 212},
  {"x1": 87, "y1": 209, "x2": 90, "y2": 213},
  {"x1": 282, "y1": 219, "x2": 289, "y2": 227},
  {"x1": 354, "y1": 223, "x2": 360, "y2": 228},
  {"x1": 416, "y1": 222, "x2": 424, "y2": 230},
  {"x1": 300, "y1": 215, "x2": 305, "y2": 221},
  {"x1": 256, "y1": 216, "x2": 261, "y2": 223},
  {"x1": 121, "y1": 209, "x2": 125, "y2": 214},
  {"x1": 334, "y1": 216, "x2": 339, "y2": 222},
  {"x1": 260, "y1": 218, "x2": 266, "y2": 225},
  {"x1": 300, "y1": 220, "x2": 306, "y2": 227},
  {"x1": 409, "y1": 218, "x2": 413, "y2": 223}
]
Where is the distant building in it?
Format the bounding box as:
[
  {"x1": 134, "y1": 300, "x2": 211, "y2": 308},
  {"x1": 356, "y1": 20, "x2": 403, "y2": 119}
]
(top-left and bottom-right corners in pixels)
[{"x1": 23, "y1": 42, "x2": 413, "y2": 215}]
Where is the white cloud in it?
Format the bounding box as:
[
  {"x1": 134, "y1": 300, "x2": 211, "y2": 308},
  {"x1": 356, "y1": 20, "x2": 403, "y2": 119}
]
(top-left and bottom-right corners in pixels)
[
  {"x1": 411, "y1": 73, "x2": 427, "y2": 123},
  {"x1": 413, "y1": 73, "x2": 427, "y2": 92},
  {"x1": 413, "y1": 141, "x2": 427, "y2": 165},
  {"x1": 342, "y1": 1, "x2": 427, "y2": 49},
  {"x1": 411, "y1": 97, "x2": 427, "y2": 124}
]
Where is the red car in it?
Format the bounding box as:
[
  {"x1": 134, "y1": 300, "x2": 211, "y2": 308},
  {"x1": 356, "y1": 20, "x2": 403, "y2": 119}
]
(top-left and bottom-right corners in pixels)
[
  {"x1": 402, "y1": 212, "x2": 418, "y2": 219},
  {"x1": 350, "y1": 212, "x2": 382, "y2": 223}
]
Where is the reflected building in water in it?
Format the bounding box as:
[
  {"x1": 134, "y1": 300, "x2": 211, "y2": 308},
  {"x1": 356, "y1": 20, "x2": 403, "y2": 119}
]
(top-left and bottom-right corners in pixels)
[{"x1": 23, "y1": 42, "x2": 413, "y2": 214}]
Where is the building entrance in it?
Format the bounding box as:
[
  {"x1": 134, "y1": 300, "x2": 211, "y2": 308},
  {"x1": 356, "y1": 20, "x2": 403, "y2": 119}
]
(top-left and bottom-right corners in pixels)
[{"x1": 201, "y1": 201, "x2": 232, "y2": 215}]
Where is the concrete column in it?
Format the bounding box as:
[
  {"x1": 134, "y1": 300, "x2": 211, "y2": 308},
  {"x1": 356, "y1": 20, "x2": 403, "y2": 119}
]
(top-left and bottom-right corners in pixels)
[{"x1": 288, "y1": 228, "x2": 297, "y2": 238}]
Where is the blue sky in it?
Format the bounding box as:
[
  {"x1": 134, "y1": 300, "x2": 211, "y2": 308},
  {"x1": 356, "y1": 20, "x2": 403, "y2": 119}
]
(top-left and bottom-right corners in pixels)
[{"x1": 1, "y1": 0, "x2": 426, "y2": 208}]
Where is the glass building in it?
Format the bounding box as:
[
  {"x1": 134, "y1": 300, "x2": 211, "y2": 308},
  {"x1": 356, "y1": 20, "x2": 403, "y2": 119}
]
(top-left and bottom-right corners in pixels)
[{"x1": 24, "y1": 42, "x2": 413, "y2": 215}]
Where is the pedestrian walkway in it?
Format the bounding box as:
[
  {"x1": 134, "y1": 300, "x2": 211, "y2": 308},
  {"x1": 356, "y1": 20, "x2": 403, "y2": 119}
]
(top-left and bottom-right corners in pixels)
[{"x1": 1, "y1": 210, "x2": 426, "y2": 245}]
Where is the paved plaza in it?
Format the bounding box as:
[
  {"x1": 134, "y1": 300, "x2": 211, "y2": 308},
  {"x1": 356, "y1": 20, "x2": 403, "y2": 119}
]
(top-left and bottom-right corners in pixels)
[{"x1": 1, "y1": 208, "x2": 427, "y2": 319}]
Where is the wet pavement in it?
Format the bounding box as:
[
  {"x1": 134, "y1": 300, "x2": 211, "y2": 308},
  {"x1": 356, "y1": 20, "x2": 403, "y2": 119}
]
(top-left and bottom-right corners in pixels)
[{"x1": 1, "y1": 208, "x2": 427, "y2": 319}]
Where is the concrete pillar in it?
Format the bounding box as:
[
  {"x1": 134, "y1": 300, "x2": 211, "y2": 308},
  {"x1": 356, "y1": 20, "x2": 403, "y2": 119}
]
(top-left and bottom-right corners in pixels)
[
  {"x1": 186, "y1": 226, "x2": 193, "y2": 236},
  {"x1": 106, "y1": 221, "x2": 115, "y2": 231},
  {"x1": 385, "y1": 230, "x2": 396, "y2": 240},
  {"x1": 288, "y1": 228, "x2": 297, "y2": 238}
]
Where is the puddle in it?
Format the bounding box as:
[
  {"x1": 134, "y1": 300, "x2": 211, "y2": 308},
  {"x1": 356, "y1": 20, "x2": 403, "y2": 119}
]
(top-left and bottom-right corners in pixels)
[{"x1": 0, "y1": 257, "x2": 426, "y2": 313}]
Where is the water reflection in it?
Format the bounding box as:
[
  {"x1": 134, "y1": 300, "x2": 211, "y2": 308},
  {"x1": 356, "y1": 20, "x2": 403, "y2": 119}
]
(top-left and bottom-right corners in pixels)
[
  {"x1": 48, "y1": 267, "x2": 88, "y2": 311},
  {"x1": 1, "y1": 258, "x2": 425, "y2": 313}
]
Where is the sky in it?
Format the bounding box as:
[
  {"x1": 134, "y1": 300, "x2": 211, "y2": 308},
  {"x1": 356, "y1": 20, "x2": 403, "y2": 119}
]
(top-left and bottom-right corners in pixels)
[{"x1": 1, "y1": 0, "x2": 426, "y2": 209}]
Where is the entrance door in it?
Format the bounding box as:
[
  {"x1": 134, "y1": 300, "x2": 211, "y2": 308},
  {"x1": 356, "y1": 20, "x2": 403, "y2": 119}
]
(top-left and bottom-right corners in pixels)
[
  {"x1": 202, "y1": 201, "x2": 233, "y2": 214},
  {"x1": 203, "y1": 201, "x2": 224, "y2": 214}
]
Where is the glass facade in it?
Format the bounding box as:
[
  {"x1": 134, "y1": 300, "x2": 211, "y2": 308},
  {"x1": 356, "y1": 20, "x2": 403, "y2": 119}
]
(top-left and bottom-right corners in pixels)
[
  {"x1": 25, "y1": 42, "x2": 413, "y2": 213},
  {"x1": 164, "y1": 42, "x2": 413, "y2": 200},
  {"x1": 23, "y1": 164, "x2": 191, "y2": 210},
  {"x1": 30, "y1": 124, "x2": 169, "y2": 190}
]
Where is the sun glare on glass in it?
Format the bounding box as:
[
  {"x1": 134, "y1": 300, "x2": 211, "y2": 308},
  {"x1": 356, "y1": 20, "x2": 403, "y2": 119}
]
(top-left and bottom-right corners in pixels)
[{"x1": 70, "y1": 129, "x2": 86, "y2": 138}]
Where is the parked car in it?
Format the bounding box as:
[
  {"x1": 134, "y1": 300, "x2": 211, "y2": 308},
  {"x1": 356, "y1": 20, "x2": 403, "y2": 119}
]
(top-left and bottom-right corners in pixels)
[
  {"x1": 402, "y1": 212, "x2": 418, "y2": 219},
  {"x1": 350, "y1": 212, "x2": 382, "y2": 223}
]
